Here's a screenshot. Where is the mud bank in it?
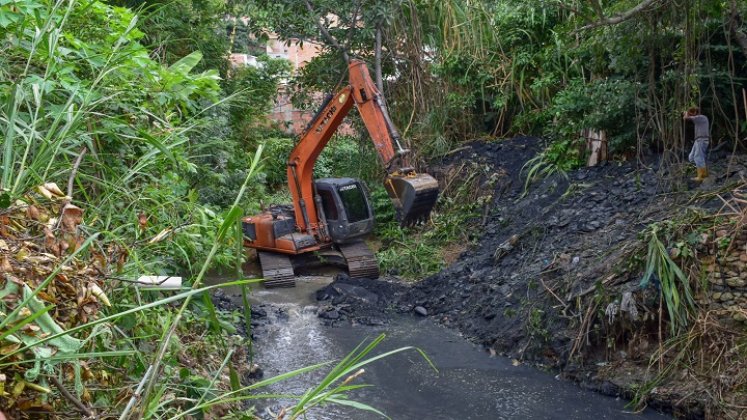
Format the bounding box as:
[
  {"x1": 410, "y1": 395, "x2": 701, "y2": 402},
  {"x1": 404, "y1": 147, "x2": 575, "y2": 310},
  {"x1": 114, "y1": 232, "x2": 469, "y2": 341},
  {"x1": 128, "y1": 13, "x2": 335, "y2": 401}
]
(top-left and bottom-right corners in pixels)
[
  {"x1": 400, "y1": 137, "x2": 747, "y2": 418},
  {"x1": 314, "y1": 137, "x2": 747, "y2": 418}
]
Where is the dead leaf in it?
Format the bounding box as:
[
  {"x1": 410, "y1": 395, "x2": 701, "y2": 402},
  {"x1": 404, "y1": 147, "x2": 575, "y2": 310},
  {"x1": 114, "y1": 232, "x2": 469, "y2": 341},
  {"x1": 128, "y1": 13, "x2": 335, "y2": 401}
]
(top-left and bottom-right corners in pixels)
[
  {"x1": 36, "y1": 185, "x2": 53, "y2": 200},
  {"x1": 36, "y1": 291, "x2": 57, "y2": 304},
  {"x1": 116, "y1": 251, "x2": 127, "y2": 273},
  {"x1": 43, "y1": 227, "x2": 55, "y2": 242},
  {"x1": 25, "y1": 255, "x2": 56, "y2": 264},
  {"x1": 26, "y1": 205, "x2": 39, "y2": 220},
  {"x1": 88, "y1": 283, "x2": 110, "y2": 307},
  {"x1": 60, "y1": 204, "x2": 83, "y2": 232},
  {"x1": 148, "y1": 228, "x2": 173, "y2": 244},
  {"x1": 14, "y1": 248, "x2": 29, "y2": 261},
  {"x1": 0, "y1": 344, "x2": 20, "y2": 355},
  {"x1": 42, "y1": 183, "x2": 65, "y2": 197},
  {"x1": 59, "y1": 239, "x2": 70, "y2": 254},
  {"x1": 0, "y1": 256, "x2": 11, "y2": 273},
  {"x1": 138, "y1": 213, "x2": 148, "y2": 231},
  {"x1": 0, "y1": 239, "x2": 8, "y2": 251},
  {"x1": 22, "y1": 241, "x2": 39, "y2": 251},
  {"x1": 21, "y1": 324, "x2": 40, "y2": 333},
  {"x1": 81, "y1": 388, "x2": 92, "y2": 403}
]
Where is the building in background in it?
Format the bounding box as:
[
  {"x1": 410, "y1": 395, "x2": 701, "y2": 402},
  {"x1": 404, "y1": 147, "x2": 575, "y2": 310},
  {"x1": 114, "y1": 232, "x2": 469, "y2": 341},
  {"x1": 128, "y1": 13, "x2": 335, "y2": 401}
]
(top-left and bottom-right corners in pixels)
[{"x1": 230, "y1": 33, "x2": 350, "y2": 135}]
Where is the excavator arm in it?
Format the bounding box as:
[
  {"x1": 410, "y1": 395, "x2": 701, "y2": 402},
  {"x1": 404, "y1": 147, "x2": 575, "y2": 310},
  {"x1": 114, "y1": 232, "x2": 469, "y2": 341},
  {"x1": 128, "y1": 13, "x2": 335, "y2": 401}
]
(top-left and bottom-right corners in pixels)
[{"x1": 286, "y1": 60, "x2": 439, "y2": 232}]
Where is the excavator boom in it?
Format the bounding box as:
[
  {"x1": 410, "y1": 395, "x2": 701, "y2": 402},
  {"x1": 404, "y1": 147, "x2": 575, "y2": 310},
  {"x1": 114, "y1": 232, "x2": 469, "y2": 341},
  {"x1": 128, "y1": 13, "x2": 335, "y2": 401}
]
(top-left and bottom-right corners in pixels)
[{"x1": 287, "y1": 60, "x2": 439, "y2": 228}]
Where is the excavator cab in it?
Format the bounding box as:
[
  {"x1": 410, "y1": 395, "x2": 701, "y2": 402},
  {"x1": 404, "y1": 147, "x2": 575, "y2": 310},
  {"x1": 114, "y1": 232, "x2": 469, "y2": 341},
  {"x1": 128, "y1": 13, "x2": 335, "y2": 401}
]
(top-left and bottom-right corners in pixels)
[{"x1": 315, "y1": 178, "x2": 374, "y2": 244}]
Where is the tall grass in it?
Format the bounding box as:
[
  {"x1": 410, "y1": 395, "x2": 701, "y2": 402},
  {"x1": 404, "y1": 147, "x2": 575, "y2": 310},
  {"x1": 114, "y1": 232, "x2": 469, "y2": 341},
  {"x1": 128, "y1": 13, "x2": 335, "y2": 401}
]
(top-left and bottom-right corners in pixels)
[
  {"x1": 171, "y1": 333, "x2": 436, "y2": 419},
  {"x1": 640, "y1": 223, "x2": 696, "y2": 335}
]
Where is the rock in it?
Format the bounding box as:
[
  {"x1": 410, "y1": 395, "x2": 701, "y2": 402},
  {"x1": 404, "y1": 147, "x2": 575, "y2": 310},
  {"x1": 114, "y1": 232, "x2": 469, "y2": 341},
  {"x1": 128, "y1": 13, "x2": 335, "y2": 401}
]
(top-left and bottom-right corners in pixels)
[
  {"x1": 726, "y1": 276, "x2": 747, "y2": 287},
  {"x1": 726, "y1": 277, "x2": 746, "y2": 288},
  {"x1": 319, "y1": 309, "x2": 340, "y2": 320},
  {"x1": 582, "y1": 223, "x2": 598, "y2": 232},
  {"x1": 720, "y1": 293, "x2": 734, "y2": 302},
  {"x1": 318, "y1": 281, "x2": 381, "y2": 306},
  {"x1": 251, "y1": 307, "x2": 268, "y2": 318},
  {"x1": 717, "y1": 229, "x2": 729, "y2": 238},
  {"x1": 740, "y1": 253, "x2": 747, "y2": 262},
  {"x1": 247, "y1": 363, "x2": 264, "y2": 379},
  {"x1": 712, "y1": 292, "x2": 722, "y2": 300},
  {"x1": 414, "y1": 306, "x2": 428, "y2": 316}
]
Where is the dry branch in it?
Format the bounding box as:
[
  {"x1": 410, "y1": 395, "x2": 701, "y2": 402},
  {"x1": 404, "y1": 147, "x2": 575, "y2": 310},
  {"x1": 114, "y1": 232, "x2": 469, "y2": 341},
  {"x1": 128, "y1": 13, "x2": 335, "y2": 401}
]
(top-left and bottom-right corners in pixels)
[
  {"x1": 578, "y1": 0, "x2": 668, "y2": 31},
  {"x1": 303, "y1": 0, "x2": 350, "y2": 63},
  {"x1": 50, "y1": 376, "x2": 94, "y2": 418}
]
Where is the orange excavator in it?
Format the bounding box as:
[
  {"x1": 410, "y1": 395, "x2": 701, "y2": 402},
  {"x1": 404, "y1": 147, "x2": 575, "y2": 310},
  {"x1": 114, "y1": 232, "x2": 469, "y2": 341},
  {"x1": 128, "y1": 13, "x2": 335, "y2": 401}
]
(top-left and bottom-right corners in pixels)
[{"x1": 242, "y1": 60, "x2": 439, "y2": 287}]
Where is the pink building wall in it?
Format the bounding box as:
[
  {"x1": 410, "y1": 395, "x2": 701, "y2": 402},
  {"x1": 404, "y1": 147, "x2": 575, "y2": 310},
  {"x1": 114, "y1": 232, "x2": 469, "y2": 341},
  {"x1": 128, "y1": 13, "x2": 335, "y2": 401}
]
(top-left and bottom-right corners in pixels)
[{"x1": 230, "y1": 34, "x2": 355, "y2": 136}]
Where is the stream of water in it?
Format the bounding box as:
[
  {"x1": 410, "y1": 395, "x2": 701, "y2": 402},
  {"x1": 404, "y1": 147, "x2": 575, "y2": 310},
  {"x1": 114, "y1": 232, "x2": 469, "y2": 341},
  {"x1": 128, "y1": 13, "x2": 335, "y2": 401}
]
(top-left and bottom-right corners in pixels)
[{"x1": 211, "y1": 276, "x2": 669, "y2": 420}]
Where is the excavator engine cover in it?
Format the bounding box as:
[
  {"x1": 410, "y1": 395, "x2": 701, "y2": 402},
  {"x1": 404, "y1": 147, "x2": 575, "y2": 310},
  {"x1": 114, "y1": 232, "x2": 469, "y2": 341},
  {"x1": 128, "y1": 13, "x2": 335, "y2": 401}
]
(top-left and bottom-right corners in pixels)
[{"x1": 386, "y1": 173, "x2": 439, "y2": 226}]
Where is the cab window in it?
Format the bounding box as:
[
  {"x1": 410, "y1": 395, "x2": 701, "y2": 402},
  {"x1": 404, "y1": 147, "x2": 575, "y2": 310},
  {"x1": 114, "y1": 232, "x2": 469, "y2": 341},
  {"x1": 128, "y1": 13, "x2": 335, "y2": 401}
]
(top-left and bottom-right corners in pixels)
[
  {"x1": 338, "y1": 183, "x2": 370, "y2": 223},
  {"x1": 319, "y1": 189, "x2": 339, "y2": 220}
]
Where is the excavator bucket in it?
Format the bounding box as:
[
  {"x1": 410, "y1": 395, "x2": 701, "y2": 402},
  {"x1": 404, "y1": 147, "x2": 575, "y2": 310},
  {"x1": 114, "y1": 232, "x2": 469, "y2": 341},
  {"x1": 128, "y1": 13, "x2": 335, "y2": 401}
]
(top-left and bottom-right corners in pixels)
[{"x1": 385, "y1": 173, "x2": 440, "y2": 226}]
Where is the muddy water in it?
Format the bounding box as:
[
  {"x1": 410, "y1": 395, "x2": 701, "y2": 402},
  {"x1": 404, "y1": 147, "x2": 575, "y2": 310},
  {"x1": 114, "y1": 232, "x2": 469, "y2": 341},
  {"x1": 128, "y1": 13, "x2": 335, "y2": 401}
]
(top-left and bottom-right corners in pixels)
[{"x1": 210, "y1": 276, "x2": 668, "y2": 419}]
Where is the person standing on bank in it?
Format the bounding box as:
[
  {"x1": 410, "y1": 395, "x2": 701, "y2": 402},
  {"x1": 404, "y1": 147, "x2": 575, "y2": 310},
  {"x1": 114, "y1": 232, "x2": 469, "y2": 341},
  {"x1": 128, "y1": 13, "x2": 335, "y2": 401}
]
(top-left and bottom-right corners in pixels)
[{"x1": 683, "y1": 107, "x2": 710, "y2": 182}]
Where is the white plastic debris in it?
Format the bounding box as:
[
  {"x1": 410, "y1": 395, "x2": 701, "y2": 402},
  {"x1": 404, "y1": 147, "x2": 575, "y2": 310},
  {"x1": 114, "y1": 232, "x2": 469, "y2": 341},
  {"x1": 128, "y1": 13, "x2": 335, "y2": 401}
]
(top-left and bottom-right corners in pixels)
[{"x1": 135, "y1": 276, "x2": 182, "y2": 290}]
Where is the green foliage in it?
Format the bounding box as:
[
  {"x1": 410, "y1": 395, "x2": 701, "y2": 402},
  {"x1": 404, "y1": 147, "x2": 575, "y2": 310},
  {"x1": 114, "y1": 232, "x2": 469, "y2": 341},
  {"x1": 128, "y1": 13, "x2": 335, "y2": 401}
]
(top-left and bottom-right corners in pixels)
[
  {"x1": 188, "y1": 56, "x2": 290, "y2": 210},
  {"x1": 250, "y1": 0, "x2": 746, "y2": 175},
  {"x1": 546, "y1": 78, "x2": 638, "y2": 154},
  {"x1": 640, "y1": 222, "x2": 697, "y2": 335},
  {"x1": 376, "y1": 234, "x2": 445, "y2": 280},
  {"x1": 376, "y1": 161, "x2": 493, "y2": 280},
  {"x1": 108, "y1": 0, "x2": 237, "y2": 73},
  {"x1": 527, "y1": 308, "x2": 550, "y2": 343},
  {"x1": 0, "y1": 0, "x2": 251, "y2": 277},
  {"x1": 520, "y1": 138, "x2": 580, "y2": 194}
]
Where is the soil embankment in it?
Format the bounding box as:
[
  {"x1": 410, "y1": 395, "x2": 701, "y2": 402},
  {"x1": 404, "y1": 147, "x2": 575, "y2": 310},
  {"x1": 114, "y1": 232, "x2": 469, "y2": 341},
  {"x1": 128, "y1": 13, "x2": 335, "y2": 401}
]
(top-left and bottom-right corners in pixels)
[{"x1": 319, "y1": 137, "x2": 747, "y2": 418}]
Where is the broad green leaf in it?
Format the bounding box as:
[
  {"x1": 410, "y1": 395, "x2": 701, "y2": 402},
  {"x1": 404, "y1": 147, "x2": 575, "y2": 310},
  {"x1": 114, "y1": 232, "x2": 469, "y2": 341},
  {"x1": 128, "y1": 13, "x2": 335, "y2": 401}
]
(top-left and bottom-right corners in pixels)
[{"x1": 168, "y1": 51, "x2": 203, "y2": 74}]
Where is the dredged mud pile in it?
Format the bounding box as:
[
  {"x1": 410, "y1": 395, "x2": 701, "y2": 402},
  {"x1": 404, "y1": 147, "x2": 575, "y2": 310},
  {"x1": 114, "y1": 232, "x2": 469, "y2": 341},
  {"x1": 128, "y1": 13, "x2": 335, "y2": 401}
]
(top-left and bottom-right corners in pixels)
[{"x1": 318, "y1": 136, "x2": 747, "y2": 418}]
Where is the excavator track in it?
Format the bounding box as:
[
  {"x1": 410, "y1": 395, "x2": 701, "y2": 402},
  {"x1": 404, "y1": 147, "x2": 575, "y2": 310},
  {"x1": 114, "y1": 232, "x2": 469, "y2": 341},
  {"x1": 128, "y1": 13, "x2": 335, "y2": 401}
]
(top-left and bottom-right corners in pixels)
[
  {"x1": 258, "y1": 252, "x2": 296, "y2": 288},
  {"x1": 339, "y1": 241, "x2": 380, "y2": 279}
]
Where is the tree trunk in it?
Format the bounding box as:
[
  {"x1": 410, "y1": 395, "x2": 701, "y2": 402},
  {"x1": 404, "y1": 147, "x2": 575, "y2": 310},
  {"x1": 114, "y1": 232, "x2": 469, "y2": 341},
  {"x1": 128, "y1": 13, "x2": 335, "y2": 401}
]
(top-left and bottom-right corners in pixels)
[{"x1": 375, "y1": 25, "x2": 384, "y2": 93}]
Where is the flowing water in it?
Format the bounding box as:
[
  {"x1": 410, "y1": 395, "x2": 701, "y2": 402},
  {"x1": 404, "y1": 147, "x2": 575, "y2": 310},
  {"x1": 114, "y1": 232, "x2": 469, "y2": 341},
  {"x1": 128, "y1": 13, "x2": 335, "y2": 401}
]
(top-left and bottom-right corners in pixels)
[{"x1": 210, "y1": 275, "x2": 669, "y2": 420}]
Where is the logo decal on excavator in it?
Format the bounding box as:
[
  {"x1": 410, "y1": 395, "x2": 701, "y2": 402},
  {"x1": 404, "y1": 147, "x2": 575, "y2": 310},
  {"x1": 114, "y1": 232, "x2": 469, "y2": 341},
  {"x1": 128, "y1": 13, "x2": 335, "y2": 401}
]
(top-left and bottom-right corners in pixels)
[{"x1": 315, "y1": 105, "x2": 337, "y2": 133}]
